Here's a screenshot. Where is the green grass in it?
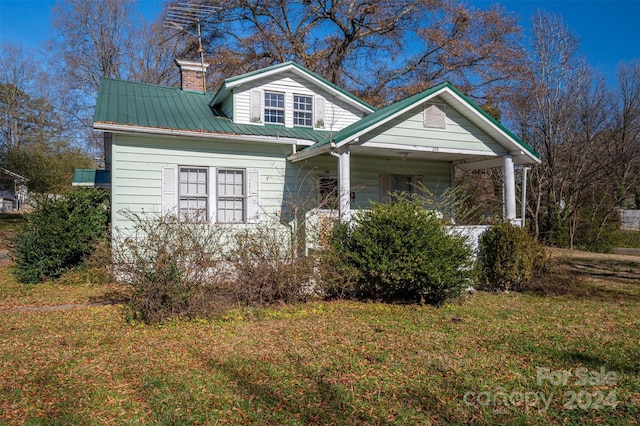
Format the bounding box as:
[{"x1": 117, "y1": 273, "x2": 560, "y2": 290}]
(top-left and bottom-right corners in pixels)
[
  {"x1": 0, "y1": 212, "x2": 24, "y2": 251},
  {"x1": 616, "y1": 230, "x2": 640, "y2": 249},
  {"x1": 0, "y1": 250, "x2": 639, "y2": 425}
]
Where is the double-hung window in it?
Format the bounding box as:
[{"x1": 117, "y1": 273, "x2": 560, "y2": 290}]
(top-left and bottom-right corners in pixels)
[
  {"x1": 264, "y1": 92, "x2": 284, "y2": 124},
  {"x1": 164, "y1": 166, "x2": 259, "y2": 224},
  {"x1": 293, "y1": 95, "x2": 313, "y2": 127},
  {"x1": 179, "y1": 167, "x2": 208, "y2": 219},
  {"x1": 217, "y1": 169, "x2": 245, "y2": 223}
]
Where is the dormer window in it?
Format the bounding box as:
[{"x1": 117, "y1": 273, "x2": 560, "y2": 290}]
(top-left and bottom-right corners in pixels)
[
  {"x1": 293, "y1": 95, "x2": 313, "y2": 127},
  {"x1": 264, "y1": 92, "x2": 284, "y2": 124}
]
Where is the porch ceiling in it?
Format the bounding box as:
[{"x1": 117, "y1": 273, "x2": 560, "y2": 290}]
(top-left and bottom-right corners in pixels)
[
  {"x1": 348, "y1": 144, "x2": 532, "y2": 171},
  {"x1": 348, "y1": 144, "x2": 493, "y2": 164}
]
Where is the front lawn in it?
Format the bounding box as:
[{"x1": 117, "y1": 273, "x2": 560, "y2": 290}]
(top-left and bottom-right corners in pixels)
[{"x1": 0, "y1": 250, "x2": 638, "y2": 425}]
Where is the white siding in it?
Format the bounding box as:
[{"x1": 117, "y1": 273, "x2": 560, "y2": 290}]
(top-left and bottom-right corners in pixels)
[
  {"x1": 232, "y1": 71, "x2": 365, "y2": 131},
  {"x1": 111, "y1": 134, "x2": 454, "y2": 241},
  {"x1": 111, "y1": 133, "x2": 292, "y2": 233},
  {"x1": 361, "y1": 96, "x2": 506, "y2": 154}
]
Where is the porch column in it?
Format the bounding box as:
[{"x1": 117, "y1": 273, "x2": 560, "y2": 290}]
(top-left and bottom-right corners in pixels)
[
  {"x1": 503, "y1": 154, "x2": 517, "y2": 223},
  {"x1": 338, "y1": 146, "x2": 351, "y2": 222}
]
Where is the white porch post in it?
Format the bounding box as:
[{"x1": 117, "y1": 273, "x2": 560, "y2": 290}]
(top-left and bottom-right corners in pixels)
[
  {"x1": 503, "y1": 154, "x2": 517, "y2": 223},
  {"x1": 338, "y1": 146, "x2": 351, "y2": 222},
  {"x1": 521, "y1": 166, "x2": 529, "y2": 228}
]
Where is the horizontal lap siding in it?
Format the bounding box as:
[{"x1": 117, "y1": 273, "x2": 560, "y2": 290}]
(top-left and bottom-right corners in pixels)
[
  {"x1": 112, "y1": 134, "x2": 290, "y2": 231},
  {"x1": 234, "y1": 71, "x2": 365, "y2": 130},
  {"x1": 362, "y1": 96, "x2": 505, "y2": 153}
]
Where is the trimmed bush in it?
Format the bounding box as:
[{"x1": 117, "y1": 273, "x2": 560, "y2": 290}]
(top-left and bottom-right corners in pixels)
[
  {"x1": 476, "y1": 221, "x2": 546, "y2": 291},
  {"x1": 13, "y1": 189, "x2": 110, "y2": 284},
  {"x1": 329, "y1": 198, "x2": 474, "y2": 305}
]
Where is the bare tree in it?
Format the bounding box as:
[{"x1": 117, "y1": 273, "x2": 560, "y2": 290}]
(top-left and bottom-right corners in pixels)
[
  {"x1": 0, "y1": 42, "x2": 93, "y2": 193},
  {"x1": 51, "y1": 0, "x2": 138, "y2": 97},
  {"x1": 49, "y1": 0, "x2": 186, "y2": 162},
  {"x1": 607, "y1": 62, "x2": 640, "y2": 208},
  {"x1": 180, "y1": 0, "x2": 525, "y2": 106},
  {"x1": 507, "y1": 12, "x2": 640, "y2": 249}
]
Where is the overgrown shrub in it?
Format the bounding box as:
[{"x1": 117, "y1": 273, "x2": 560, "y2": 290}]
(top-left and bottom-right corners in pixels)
[
  {"x1": 329, "y1": 198, "x2": 474, "y2": 305},
  {"x1": 476, "y1": 221, "x2": 546, "y2": 291},
  {"x1": 227, "y1": 225, "x2": 318, "y2": 305},
  {"x1": 13, "y1": 189, "x2": 110, "y2": 284},
  {"x1": 113, "y1": 211, "x2": 228, "y2": 324}
]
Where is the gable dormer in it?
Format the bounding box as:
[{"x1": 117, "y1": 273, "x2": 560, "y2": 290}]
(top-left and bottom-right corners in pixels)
[{"x1": 210, "y1": 62, "x2": 375, "y2": 132}]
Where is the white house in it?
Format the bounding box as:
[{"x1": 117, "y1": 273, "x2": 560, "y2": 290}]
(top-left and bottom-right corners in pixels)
[{"x1": 91, "y1": 60, "x2": 540, "y2": 247}]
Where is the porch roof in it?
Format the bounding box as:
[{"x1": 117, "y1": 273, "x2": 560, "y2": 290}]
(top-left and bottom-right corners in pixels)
[{"x1": 290, "y1": 82, "x2": 540, "y2": 170}]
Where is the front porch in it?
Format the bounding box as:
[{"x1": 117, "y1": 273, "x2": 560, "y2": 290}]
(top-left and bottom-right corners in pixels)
[{"x1": 288, "y1": 82, "x2": 539, "y2": 232}]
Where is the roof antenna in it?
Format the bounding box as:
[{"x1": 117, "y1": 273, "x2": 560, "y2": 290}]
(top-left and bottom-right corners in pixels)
[{"x1": 163, "y1": 2, "x2": 219, "y2": 93}]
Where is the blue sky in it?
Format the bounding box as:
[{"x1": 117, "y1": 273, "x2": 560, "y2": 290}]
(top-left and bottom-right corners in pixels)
[{"x1": 1, "y1": 0, "x2": 639, "y2": 87}]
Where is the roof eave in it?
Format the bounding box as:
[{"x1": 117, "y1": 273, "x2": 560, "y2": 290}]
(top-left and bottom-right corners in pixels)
[
  {"x1": 332, "y1": 83, "x2": 540, "y2": 164},
  {"x1": 287, "y1": 142, "x2": 334, "y2": 162},
  {"x1": 94, "y1": 122, "x2": 317, "y2": 146},
  {"x1": 333, "y1": 83, "x2": 451, "y2": 148}
]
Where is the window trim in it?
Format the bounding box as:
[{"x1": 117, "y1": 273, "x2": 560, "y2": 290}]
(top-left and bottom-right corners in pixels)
[
  {"x1": 216, "y1": 168, "x2": 246, "y2": 224},
  {"x1": 264, "y1": 91, "x2": 285, "y2": 125},
  {"x1": 164, "y1": 165, "x2": 260, "y2": 224},
  {"x1": 293, "y1": 94, "x2": 313, "y2": 127},
  {"x1": 178, "y1": 166, "x2": 209, "y2": 220}
]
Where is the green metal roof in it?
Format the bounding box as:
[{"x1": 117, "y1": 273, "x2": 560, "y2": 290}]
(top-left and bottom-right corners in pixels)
[
  {"x1": 94, "y1": 78, "x2": 332, "y2": 143},
  {"x1": 218, "y1": 61, "x2": 376, "y2": 112},
  {"x1": 94, "y1": 73, "x2": 538, "y2": 161},
  {"x1": 302, "y1": 81, "x2": 539, "y2": 160},
  {"x1": 72, "y1": 169, "x2": 111, "y2": 187}
]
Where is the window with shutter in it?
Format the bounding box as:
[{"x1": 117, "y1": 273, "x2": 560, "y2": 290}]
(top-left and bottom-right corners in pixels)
[{"x1": 162, "y1": 166, "x2": 259, "y2": 224}]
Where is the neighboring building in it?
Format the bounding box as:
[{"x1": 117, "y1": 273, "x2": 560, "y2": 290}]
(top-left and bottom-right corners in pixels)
[
  {"x1": 619, "y1": 209, "x2": 640, "y2": 231},
  {"x1": 0, "y1": 168, "x2": 28, "y2": 212},
  {"x1": 93, "y1": 60, "x2": 540, "y2": 248}
]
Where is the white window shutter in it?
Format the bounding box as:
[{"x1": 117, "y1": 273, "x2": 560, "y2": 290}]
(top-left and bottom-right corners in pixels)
[
  {"x1": 208, "y1": 167, "x2": 217, "y2": 223},
  {"x1": 380, "y1": 174, "x2": 391, "y2": 203},
  {"x1": 424, "y1": 103, "x2": 446, "y2": 129},
  {"x1": 162, "y1": 166, "x2": 178, "y2": 217},
  {"x1": 246, "y1": 169, "x2": 260, "y2": 223},
  {"x1": 250, "y1": 90, "x2": 262, "y2": 123},
  {"x1": 314, "y1": 96, "x2": 325, "y2": 128}
]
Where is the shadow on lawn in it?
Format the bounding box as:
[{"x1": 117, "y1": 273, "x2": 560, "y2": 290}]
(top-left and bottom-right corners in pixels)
[
  {"x1": 525, "y1": 256, "x2": 640, "y2": 302},
  {"x1": 211, "y1": 357, "x2": 364, "y2": 424}
]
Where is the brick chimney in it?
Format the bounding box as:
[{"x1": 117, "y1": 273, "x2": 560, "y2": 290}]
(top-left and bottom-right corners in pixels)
[{"x1": 175, "y1": 59, "x2": 209, "y2": 92}]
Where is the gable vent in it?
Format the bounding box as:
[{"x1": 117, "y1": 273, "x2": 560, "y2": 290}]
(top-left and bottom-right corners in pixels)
[{"x1": 424, "y1": 103, "x2": 446, "y2": 129}]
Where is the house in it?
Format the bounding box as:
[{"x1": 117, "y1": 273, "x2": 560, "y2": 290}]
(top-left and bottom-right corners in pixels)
[
  {"x1": 93, "y1": 60, "x2": 540, "y2": 249},
  {"x1": 0, "y1": 168, "x2": 28, "y2": 212}
]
